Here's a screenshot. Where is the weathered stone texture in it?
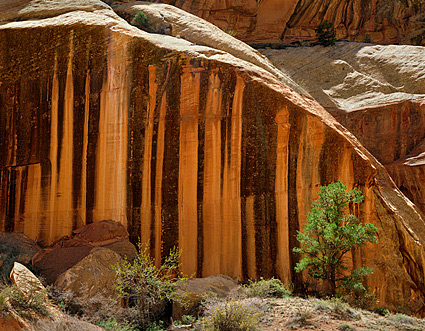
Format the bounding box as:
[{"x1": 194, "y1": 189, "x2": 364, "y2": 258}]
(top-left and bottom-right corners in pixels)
[
  {"x1": 1, "y1": 1, "x2": 425, "y2": 314},
  {"x1": 157, "y1": 0, "x2": 425, "y2": 44}
]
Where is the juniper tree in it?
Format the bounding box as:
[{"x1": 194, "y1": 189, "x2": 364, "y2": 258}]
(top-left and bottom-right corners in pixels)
[{"x1": 294, "y1": 181, "x2": 378, "y2": 296}]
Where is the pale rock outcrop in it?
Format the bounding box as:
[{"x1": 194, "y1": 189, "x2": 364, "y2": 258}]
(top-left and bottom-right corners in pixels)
[
  {"x1": 1, "y1": 0, "x2": 425, "y2": 314},
  {"x1": 261, "y1": 42, "x2": 425, "y2": 111}
]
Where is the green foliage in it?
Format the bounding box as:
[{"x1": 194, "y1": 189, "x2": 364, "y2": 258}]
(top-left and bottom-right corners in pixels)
[
  {"x1": 114, "y1": 243, "x2": 188, "y2": 329},
  {"x1": 96, "y1": 318, "x2": 136, "y2": 331},
  {"x1": 0, "y1": 284, "x2": 49, "y2": 320},
  {"x1": 315, "y1": 20, "x2": 336, "y2": 46},
  {"x1": 223, "y1": 29, "x2": 236, "y2": 37},
  {"x1": 146, "y1": 320, "x2": 166, "y2": 331},
  {"x1": 174, "y1": 314, "x2": 197, "y2": 325},
  {"x1": 131, "y1": 11, "x2": 148, "y2": 28},
  {"x1": 337, "y1": 323, "x2": 356, "y2": 331},
  {"x1": 373, "y1": 307, "x2": 389, "y2": 316},
  {"x1": 363, "y1": 33, "x2": 372, "y2": 43},
  {"x1": 244, "y1": 277, "x2": 291, "y2": 298},
  {"x1": 201, "y1": 298, "x2": 262, "y2": 331},
  {"x1": 294, "y1": 181, "x2": 378, "y2": 296}
]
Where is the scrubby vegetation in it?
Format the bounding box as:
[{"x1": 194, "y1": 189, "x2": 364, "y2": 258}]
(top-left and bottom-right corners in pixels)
[
  {"x1": 244, "y1": 277, "x2": 291, "y2": 298},
  {"x1": 0, "y1": 282, "x2": 49, "y2": 320},
  {"x1": 113, "y1": 244, "x2": 188, "y2": 329},
  {"x1": 315, "y1": 20, "x2": 336, "y2": 46}
]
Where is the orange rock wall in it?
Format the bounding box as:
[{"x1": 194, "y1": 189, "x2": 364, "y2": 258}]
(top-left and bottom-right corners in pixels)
[
  {"x1": 162, "y1": 0, "x2": 425, "y2": 44},
  {"x1": 1, "y1": 20, "x2": 425, "y2": 313},
  {"x1": 333, "y1": 100, "x2": 425, "y2": 215}
]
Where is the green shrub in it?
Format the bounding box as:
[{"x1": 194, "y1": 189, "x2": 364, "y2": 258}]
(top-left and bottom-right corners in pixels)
[
  {"x1": 337, "y1": 323, "x2": 356, "y2": 331},
  {"x1": 96, "y1": 318, "x2": 136, "y2": 331},
  {"x1": 373, "y1": 307, "x2": 389, "y2": 316},
  {"x1": 114, "y1": 243, "x2": 188, "y2": 329},
  {"x1": 131, "y1": 11, "x2": 148, "y2": 28},
  {"x1": 201, "y1": 297, "x2": 262, "y2": 331},
  {"x1": 244, "y1": 277, "x2": 291, "y2": 298},
  {"x1": 315, "y1": 20, "x2": 336, "y2": 46}
]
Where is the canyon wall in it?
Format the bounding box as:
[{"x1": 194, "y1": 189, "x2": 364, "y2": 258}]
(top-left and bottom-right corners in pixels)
[
  {"x1": 1, "y1": 1, "x2": 425, "y2": 313},
  {"x1": 158, "y1": 0, "x2": 425, "y2": 44},
  {"x1": 262, "y1": 43, "x2": 425, "y2": 217}
]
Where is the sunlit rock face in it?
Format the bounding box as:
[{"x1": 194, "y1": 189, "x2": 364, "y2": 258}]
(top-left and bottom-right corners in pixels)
[
  {"x1": 262, "y1": 43, "x2": 425, "y2": 216},
  {"x1": 1, "y1": 1, "x2": 425, "y2": 314},
  {"x1": 158, "y1": 0, "x2": 425, "y2": 45}
]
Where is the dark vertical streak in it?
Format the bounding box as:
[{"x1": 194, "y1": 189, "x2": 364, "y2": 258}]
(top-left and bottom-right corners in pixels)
[
  {"x1": 161, "y1": 60, "x2": 181, "y2": 259},
  {"x1": 288, "y1": 108, "x2": 301, "y2": 291},
  {"x1": 196, "y1": 67, "x2": 208, "y2": 277}
]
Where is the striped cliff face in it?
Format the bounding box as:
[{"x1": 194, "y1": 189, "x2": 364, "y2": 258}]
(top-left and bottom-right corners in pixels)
[
  {"x1": 161, "y1": 0, "x2": 425, "y2": 45},
  {"x1": 1, "y1": 6, "x2": 425, "y2": 314}
]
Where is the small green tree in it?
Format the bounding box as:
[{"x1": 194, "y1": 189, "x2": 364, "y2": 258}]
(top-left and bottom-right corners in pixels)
[
  {"x1": 315, "y1": 20, "x2": 336, "y2": 46},
  {"x1": 294, "y1": 181, "x2": 378, "y2": 296},
  {"x1": 131, "y1": 11, "x2": 148, "y2": 29}
]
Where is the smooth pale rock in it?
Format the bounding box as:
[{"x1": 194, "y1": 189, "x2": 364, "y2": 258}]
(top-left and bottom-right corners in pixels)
[
  {"x1": 10, "y1": 262, "x2": 45, "y2": 298},
  {"x1": 155, "y1": 0, "x2": 425, "y2": 45},
  {"x1": 54, "y1": 248, "x2": 123, "y2": 300},
  {"x1": 261, "y1": 43, "x2": 425, "y2": 111},
  {"x1": 173, "y1": 275, "x2": 239, "y2": 320},
  {"x1": 1, "y1": 0, "x2": 425, "y2": 315}
]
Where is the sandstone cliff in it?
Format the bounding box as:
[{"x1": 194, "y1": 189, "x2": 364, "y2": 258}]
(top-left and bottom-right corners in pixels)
[
  {"x1": 262, "y1": 43, "x2": 425, "y2": 217},
  {"x1": 156, "y1": 0, "x2": 425, "y2": 45},
  {"x1": 1, "y1": 0, "x2": 425, "y2": 314}
]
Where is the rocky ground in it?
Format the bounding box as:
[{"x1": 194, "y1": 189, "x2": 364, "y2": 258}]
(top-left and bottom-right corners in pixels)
[{"x1": 262, "y1": 296, "x2": 425, "y2": 331}]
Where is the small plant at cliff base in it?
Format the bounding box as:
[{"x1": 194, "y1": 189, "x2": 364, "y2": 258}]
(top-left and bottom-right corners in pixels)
[
  {"x1": 131, "y1": 11, "x2": 148, "y2": 29},
  {"x1": 293, "y1": 180, "x2": 378, "y2": 297},
  {"x1": 114, "y1": 243, "x2": 188, "y2": 329},
  {"x1": 201, "y1": 297, "x2": 262, "y2": 331},
  {"x1": 244, "y1": 277, "x2": 291, "y2": 298},
  {"x1": 315, "y1": 20, "x2": 336, "y2": 46},
  {"x1": 0, "y1": 283, "x2": 49, "y2": 320}
]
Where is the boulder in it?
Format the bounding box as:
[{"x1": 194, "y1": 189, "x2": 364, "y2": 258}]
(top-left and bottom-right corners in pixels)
[
  {"x1": 173, "y1": 274, "x2": 239, "y2": 320},
  {"x1": 0, "y1": 233, "x2": 40, "y2": 282},
  {"x1": 10, "y1": 262, "x2": 45, "y2": 299},
  {"x1": 33, "y1": 221, "x2": 137, "y2": 284},
  {"x1": 54, "y1": 247, "x2": 123, "y2": 301}
]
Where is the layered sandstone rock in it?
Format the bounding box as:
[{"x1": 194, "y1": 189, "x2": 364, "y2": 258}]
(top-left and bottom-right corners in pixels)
[
  {"x1": 262, "y1": 43, "x2": 425, "y2": 216},
  {"x1": 154, "y1": 0, "x2": 425, "y2": 44},
  {"x1": 1, "y1": 0, "x2": 425, "y2": 314}
]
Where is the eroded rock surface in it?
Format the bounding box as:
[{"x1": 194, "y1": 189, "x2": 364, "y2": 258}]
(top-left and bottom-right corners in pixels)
[
  {"x1": 154, "y1": 0, "x2": 425, "y2": 44},
  {"x1": 54, "y1": 247, "x2": 123, "y2": 301},
  {"x1": 1, "y1": 0, "x2": 425, "y2": 314}
]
